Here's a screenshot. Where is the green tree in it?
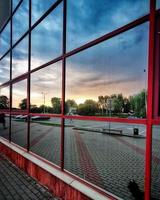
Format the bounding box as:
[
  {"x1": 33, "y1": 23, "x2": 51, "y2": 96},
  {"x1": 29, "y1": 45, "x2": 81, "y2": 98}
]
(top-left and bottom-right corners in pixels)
[
  {"x1": 19, "y1": 98, "x2": 27, "y2": 110},
  {"x1": 51, "y1": 97, "x2": 61, "y2": 114},
  {"x1": 112, "y1": 94, "x2": 124, "y2": 113},
  {"x1": 0, "y1": 95, "x2": 9, "y2": 109},
  {"x1": 77, "y1": 99, "x2": 98, "y2": 116},
  {"x1": 98, "y1": 96, "x2": 105, "y2": 115},
  {"x1": 123, "y1": 97, "x2": 130, "y2": 113},
  {"x1": 129, "y1": 90, "x2": 146, "y2": 118}
]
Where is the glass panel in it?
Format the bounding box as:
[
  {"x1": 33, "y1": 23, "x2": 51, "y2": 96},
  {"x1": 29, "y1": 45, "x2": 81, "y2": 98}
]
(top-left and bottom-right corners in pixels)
[
  {"x1": 12, "y1": 0, "x2": 29, "y2": 44},
  {"x1": 0, "y1": 22, "x2": 10, "y2": 57},
  {"x1": 30, "y1": 62, "x2": 62, "y2": 114},
  {"x1": 12, "y1": 36, "x2": 28, "y2": 79},
  {"x1": 66, "y1": 23, "x2": 148, "y2": 118},
  {"x1": 0, "y1": 87, "x2": 10, "y2": 110},
  {"x1": 30, "y1": 117, "x2": 61, "y2": 166},
  {"x1": 0, "y1": 114, "x2": 9, "y2": 140},
  {"x1": 67, "y1": 0, "x2": 149, "y2": 51},
  {"x1": 11, "y1": 115, "x2": 27, "y2": 148},
  {"x1": 31, "y1": 4, "x2": 63, "y2": 70},
  {"x1": 0, "y1": 53, "x2": 10, "y2": 84},
  {"x1": 13, "y1": 0, "x2": 21, "y2": 11},
  {"x1": 64, "y1": 119, "x2": 146, "y2": 199},
  {"x1": 157, "y1": 0, "x2": 160, "y2": 9},
  {"x1": 151, "y1": 125, "x2": 160, "y2": 200},
  {"x1": 12, "y1": 79, "x2": 27, "y2": 111},
  {"x1": 32, "y1": 0, "x2": 57, "y2": 24}
]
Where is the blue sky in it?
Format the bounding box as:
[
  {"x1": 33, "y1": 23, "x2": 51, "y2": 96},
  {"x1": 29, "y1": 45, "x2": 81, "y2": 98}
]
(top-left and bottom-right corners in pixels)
[{"x1": 0, "y1": 0, "x2": 150, "y2": 106}]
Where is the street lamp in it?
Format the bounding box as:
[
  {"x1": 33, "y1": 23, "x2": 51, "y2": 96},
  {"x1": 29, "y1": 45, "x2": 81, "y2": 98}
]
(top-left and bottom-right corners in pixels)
[{"x1": 41, "y1": 92, "x2": 47, "y2": 114}]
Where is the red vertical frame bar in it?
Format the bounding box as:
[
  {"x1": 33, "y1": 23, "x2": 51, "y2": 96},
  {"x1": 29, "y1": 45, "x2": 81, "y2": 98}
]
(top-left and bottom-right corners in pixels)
[
  {"x1": 60, "y1": 0, "x2": 66, "y2": 170},
  {"x1": 9, "y1": 0, "x2": 13, "y2": 142},
  {"x1": 145, "y1": 0, "x2": 156, "y2": 200},
  {"x1": 27, "y1": 0, "x2": 31, "y2": 152}
]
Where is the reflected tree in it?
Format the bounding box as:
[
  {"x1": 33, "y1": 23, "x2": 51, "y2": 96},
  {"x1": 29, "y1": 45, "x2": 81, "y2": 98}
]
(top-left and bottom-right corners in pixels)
[
  {"x1": 19, "y1": 98, "x2": 27, "y2": 110},
  {"x1": 51, "y1": 97, "x2": 61, "y2": 114},
  {"x1": 0, "y1": 95, "x2": 9, "y2": 109}
]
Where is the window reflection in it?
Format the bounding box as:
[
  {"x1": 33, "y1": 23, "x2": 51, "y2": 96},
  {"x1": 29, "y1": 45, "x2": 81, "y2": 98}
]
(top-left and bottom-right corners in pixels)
[
  {"x1": 11, "y1": 115, "x2": 27, "y2": 148},
  {"x1": 157, "y1": 0, "x2": 160, "y2": 9},
  {"x1": 67, "y1": 0, "x2": 149, "y2": 51},
  {"x1": 12, "y1": 36, "x2": 28, "y2": 79},
  {"x1": 0, "y1": 22, "x2": 10, "y2": 57},
  {"x1": 0, "y1": 114, "x2": 10, "y2": 140},
  {"x1": 151, "y1": 126, "x2": 160, "y2": 200},
  {"x1": 12, "y1": 79, "x2": 27, "y2": 111},
  {"x1": 31, "y1": 62, "x2": 62, "y2": 114},
  {"x1": 31, "y1": 4, "x2": 63, "y2": 70},
  {"x1": 13, "y1": 0, "x2": 21, "y2": 11},
  {"x1": 0, "y1": 53, "x2": 10, "y2": 84},
  {"x1": 32, "y1": 0, "x2": 57, "y2": 24},
  {"x1": 65, "y1": 119, "x2": 146, "y2": 199},
  {"x1": 0, "y1": 87, "x2": 10, "y2": 110},
  {"x1": 66, "y1": 23, "x2": 148, "y2": 118},
  {"x1": 30, "y1": 117, "x2": 61, "y2": 165},
  {"x1": 13, "y1": 0, "x2": 29, "y2": 44}
]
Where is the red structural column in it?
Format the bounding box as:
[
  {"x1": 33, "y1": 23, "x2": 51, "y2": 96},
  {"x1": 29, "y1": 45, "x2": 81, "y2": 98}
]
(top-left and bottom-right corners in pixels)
[
  {"x1": 27, "y1": 0, "x2": 32, "y2": 152},
  {"x1": 9, "y1": 0, "x2": 13, "y2": 142},
  {"x1": 60, "y1": 0, "x2": 66, "y2": 170},
  {"x1": 145, "y1": 0, "x2": 156, "y2": 199}
]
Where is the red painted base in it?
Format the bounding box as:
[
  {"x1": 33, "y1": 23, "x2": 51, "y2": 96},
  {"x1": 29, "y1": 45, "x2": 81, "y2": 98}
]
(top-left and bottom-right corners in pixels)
[{"x1": 0, "y1": 141, "x2": 92, "y2": 200}]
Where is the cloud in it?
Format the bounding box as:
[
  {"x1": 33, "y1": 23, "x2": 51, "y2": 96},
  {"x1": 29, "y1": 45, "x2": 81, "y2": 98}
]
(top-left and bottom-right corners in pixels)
[{"x1": 67, "y1": 0, "x2": 149, "y2": 50}]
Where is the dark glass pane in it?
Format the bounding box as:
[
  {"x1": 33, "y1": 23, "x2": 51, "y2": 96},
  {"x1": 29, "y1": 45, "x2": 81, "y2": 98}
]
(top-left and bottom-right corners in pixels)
[
  {"x1": 0, "y1": 114, "x2": 9, "y2": 140},
  {"x1": 30, "y1": 62, "x2": 62, "y2": 114},
  {"x1": 30, "y1": 117, "x2": 61, "y2": 166},
  {"x1": 31, "y1": 4, "x2": 63, "y2": 70},
  {"x1": 67, "y1": 0, "x2": 149, "y2": 51},
  {"x1": 0, "y1": 53, "x2": 10, "y2": 84},
  {"x1": 66, "y1": 23, "x2": 148, "y2": 118},
  {"x1": 151, "y1": 126, "x2": 160, "y2": 200},
  {"x1": 0, "y1": 87, "x2": 10, "y2": 110},
  {"x1": 11, "y1": 115, "x2": 27, "y2": 148},
  {"x1": 12, "y1": 79, "x2": 27, "y2": 111},
  {"x1": 0, "y1": 22, "x2": 10, "y2": 57},
  {"x1": 12, "y1": 36, "x2": 28, "y2": 79},
  {"x1": 13, "y1": 0, "x2": 29, "y2": 44},
  {"x1": 32, "y1": 0, "x2": 57, "y2": 24},
  {"x1": 64, "y1": 119, "x2": 146, "y2": 199}
]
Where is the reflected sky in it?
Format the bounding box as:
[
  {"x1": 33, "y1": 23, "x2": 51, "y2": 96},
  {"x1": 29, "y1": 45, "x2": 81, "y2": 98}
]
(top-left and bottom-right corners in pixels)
[
  {"x1": 31, "y1": 62, "x2": 62, "y2": 107},
  {"x1": 67, "y1": 0, "x2": 149, "y2": 51},
  {"x1": 0, "y1": 22, "x2": 10, "y2": 57},
  {"x1": 12, "y1": 0, "x2": 29, "y2": 44},
  {"x1": 0, "y1": 53, "x2": 10, "y2": 84},
  {"x1": 12, "y1": 36, "x2": 28, "y2": 79},
  {"x1": 66, "y1": 23, "x2": 149, "y2": 104},
  {"x1": 12, "y1": 80, "x2": 27, "y2": 108},
  {"x1": 0, "y1": 0, "x2": 150, "y2": 106}
]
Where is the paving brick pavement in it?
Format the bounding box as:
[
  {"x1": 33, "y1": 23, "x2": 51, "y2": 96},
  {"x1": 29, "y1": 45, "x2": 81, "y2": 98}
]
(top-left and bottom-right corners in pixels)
[
  {"x1": 0, "y1": 118, "x2": 160, "y2": 200},
  {"x1": 0, "y1": 153, "x2": 58, "y2": 200}
]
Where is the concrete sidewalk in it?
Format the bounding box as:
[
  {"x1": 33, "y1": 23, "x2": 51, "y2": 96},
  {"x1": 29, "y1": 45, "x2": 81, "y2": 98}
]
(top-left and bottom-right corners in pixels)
[{"x1": 0, "y1": 153, "x2": 58, "y2": 200}]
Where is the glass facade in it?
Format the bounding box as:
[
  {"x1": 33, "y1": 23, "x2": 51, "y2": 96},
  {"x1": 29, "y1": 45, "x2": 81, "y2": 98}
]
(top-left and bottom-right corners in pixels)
[{"x1": 0, "y1": 0, "x2": 159, "y2": 200}]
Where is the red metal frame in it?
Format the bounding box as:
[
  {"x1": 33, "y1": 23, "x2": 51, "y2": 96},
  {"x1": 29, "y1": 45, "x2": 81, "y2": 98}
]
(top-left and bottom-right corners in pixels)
[
  {"x1": 0, "y1": 0, "x2": 159, "y2": 199},
  {"x1": 145, "y1": 1, "x2": 156, "y2": 200}
]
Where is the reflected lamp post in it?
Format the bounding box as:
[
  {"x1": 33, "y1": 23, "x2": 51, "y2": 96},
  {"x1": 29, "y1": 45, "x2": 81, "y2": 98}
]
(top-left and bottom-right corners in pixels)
[{"x1": 41, "y1": 92, "x2": 47, "y2": 114}]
